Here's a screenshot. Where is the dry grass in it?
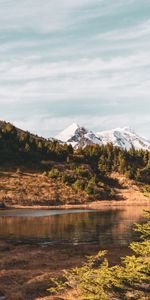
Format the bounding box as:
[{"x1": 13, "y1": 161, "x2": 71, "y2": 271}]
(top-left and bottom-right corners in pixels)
[
  {"x1": 0, "y1": 240, "x2": 132, "y2": 300},
  {"x1": 0, "y1": 171, "x2": 89, "y2": 207},
  {"x1": 0, "y1": 171, "x2": 149, "y2": 209}
]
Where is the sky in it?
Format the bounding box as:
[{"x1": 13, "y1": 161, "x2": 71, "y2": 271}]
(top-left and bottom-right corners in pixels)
[{"x1": 0, "y1": 0, "x2": 150, "y2": 138}]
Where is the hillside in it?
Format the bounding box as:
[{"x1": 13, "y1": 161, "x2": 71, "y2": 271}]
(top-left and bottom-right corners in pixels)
[
  {"x1": 0, "y1": 120, "x2": 73, "y2": 167},
  {"x1": 0, "y1": 120, "x2": 149, "y2": 208},
  {"x1": 0, "y1": 171, "x2": 148, "y2": 209},
  {"x1": 0, "y1": 120, "x2": 47, "y2": 143}
]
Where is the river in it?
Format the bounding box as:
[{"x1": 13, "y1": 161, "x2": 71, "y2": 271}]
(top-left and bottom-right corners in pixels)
[{"x1": 0, "y1": 206, "x2": 147, "y2": 247}]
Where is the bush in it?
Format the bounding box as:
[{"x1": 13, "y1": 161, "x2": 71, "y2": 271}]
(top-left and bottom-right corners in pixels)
[
  {"x1": 73, "y1": 179, "x2": 86, "y2": 190},
  {"x1": 75, "y1": 167, "x2": 92, "y2": 179},
  {"x1": 86, "y1": 177, "x2": 96, "y2": 195},
  {"x1": 48, "y1": 211, "x2": 150, "y2": 300},
  {"x1": 42, "y1": 171, "x2": 47, "y2": 177},
  {"x1": 62, "y1": 173, "x2": 76, "y2": 185},
  {"x1": 48, "y1": 168, "x2": 60, "y2": 179},
  {"x1": 16, "y1": 168, "x2": 21, "y2": 175},
  {"x1": 136, "y1": 167, "x2": 150, "y2": 184}
]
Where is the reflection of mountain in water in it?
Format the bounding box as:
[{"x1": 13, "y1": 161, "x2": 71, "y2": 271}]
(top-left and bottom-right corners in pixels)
[{"x1": 0, "y1": 207, "x2": 146, "y2": 247}]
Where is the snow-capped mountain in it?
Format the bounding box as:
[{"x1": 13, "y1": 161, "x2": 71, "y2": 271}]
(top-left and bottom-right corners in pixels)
[
  {"x1": 55, "y1": 123, "x2": 101, "y2": 148},
  {"x1": 55, "y1": 123, "x2": 150, "y2": 151},
  {"x1": 96, "y1": 127, "x2": 150, "y2": 150}
]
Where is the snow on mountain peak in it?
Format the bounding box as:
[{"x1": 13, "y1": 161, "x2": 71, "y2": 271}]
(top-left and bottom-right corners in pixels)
[
  {"x1": 96, "y1": 127, "x2": 150, "y2": 150},
  {"x1": 55, "y1": 123, "x2": 80, "y2": 142},
  {"x1": 122, "y1": 127, "x2": 136, "y2": 134},
  {"x1": 55, "y1": 124, "x2": 150, "y2": 151}
]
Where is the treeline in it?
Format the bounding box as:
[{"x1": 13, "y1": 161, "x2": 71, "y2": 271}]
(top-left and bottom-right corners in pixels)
[
  {"x1": 76, "y1": 144, "x2": 150, "y2": 183},
  {"x1": 0, "y1": 121, "x2": 149, "y2": 183},
  {"x1": 0, "y1": 122, "x2": 73, "y2": 165}
]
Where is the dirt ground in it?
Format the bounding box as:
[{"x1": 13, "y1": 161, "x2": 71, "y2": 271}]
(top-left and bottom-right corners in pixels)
[{"x1": 0, "y1": 240, "x2": 133, "y2": 300}]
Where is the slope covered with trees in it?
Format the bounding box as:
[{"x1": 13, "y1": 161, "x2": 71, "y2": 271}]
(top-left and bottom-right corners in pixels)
[
  {"x1": 0, "y1": 121, "x2": 73, "y2": 166},
  {"x1": 0, "y1": 121, "x2": 149, "y2": 207},
  {"x1": 0, "y1": 121, "x2": 149, "y2": 182}
]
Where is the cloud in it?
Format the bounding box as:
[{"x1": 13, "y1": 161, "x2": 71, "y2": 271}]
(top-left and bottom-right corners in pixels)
[
  {"x1": 0, "y1": 0, "x2": 100, "y2": 33},
  {"x1": 0, "y1": 0, "x2": 149, "y2": 138},
  {"x1": 1, "y1": 52, "x2": 150, "y2": 80},
  {"x1": 11, "y1": 112, "x2": 150, "y2": 140},
  {"x1": 0, "y1": 50, "x2": 149, "y2": 105},
  {"x1": 95, "y1": 19, "x2": 150, "y2": 41}
]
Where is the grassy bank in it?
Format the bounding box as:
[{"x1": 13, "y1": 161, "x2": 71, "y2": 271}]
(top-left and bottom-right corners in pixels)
[{"x1": 0, "y1": 170, "x2": 149, "y2": 208}]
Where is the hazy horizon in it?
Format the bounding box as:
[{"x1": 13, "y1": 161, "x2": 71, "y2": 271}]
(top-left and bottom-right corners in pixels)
[{"x1": 0, "y1": 0, "x2": 150, "y2": 138}]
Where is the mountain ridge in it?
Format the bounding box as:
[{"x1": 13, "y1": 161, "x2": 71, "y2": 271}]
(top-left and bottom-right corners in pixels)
[
  {"x1": 56, "y1": 123, "x2": 150, "y2": 151},
  {"x1": 0, "y1": 120, "x2": 149, "y2": 151}
]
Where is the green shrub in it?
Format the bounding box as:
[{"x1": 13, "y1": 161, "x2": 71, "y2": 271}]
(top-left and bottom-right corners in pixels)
[
  {"x1": 73, "y1": 179, "x2": 86, "y2": 190},
  {"x1": 136, "y1": 166, "x2": 150, "y2": 184},
  {"x1": 48, "y1": 211, "x2": 150, "y2": 300},
  {"x1": 142, "y1": 185, "x2": 150, "y2": 194},
  {"x1": 48, "y1": 168, "x2": 60, "y2": 179},
  {"x1": 86, "y1": 177, "x2": 96, "y2": 195},
  {"x1": 141, "y1": 185, "x2": 150, "y2": 199},
  {"x1": 75, "y1": 167, "x2": 92, "y2": 179}
]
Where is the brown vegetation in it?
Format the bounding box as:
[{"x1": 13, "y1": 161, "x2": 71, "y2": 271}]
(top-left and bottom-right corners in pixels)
[
  {"x1": 0, "y1": 171, "x2": 89, "y2": 207},
  {"x1": 0, "y1": 240, "x2": 133, "y2": 300},
  {"x1": 0, "y1": 171, "x2": 148, "y2": 209}
]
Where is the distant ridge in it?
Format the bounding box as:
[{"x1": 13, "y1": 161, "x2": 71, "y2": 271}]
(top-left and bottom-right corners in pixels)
[
  {"x1": 0, "y1": 120, "x2": 149, "y2": 151},
  {"x1": 56, "y1": 123, "x2": 150, "y2": 151}
]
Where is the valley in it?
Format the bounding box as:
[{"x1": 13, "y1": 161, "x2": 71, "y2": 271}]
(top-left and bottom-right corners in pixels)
[{"x1": 0, "y1": 120, "x2": 149, "y2": 300}]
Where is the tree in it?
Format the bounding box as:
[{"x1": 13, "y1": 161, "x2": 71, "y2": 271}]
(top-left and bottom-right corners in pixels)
[
  {"x1": 48, "y1": 168, "x2": 60, "y2": 179},
  {"x1": 137, "y1": 166, "x2": 150, "y2": 184},
  {"x1": 86, "y1": 177, "x2": 96, "y2": 195},
  {"x1": 48, "y1": 211, "x2": 150, "y2": 300},
  {"x1": 24, "y1": 143, "x2": 30, "y2": 153}
]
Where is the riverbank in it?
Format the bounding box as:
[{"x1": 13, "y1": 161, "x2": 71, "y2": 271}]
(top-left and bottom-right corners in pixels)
[
  {"x1": 0, "y1": 240, "x2": 132, "y2": 300},
  {"x1": 0, "y1": 204, "x2": 149, "y2": 300},
  {"x1": 0, "y1": 171, "x2": 149, "y2": 209},
  {"x1": 0, "y1": 171, "x2": 149, "y2": 299}
]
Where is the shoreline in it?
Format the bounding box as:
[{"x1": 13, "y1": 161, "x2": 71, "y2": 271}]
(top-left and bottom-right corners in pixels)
[
  {"x1": 0, "y1": 171, "x2": 149, "y2": 211},
  {"x1": 0, "y1": 241, "x2": 132, "y2": 300},
  {"x1": 4, "y1": 198, "x2": 150, "y2": 210}
]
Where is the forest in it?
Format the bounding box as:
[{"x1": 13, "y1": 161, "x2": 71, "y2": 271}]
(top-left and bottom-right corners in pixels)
[{"x1": 0, "y1": 121, "x2": 149, "y2": 186}]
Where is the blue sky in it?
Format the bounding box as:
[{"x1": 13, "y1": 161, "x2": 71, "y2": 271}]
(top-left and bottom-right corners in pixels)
[{"x1": 0, "y1": 0, "x2": 150, "y2": 138}]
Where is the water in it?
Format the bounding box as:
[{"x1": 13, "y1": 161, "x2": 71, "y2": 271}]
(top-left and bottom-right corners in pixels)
[{"x1": 0, "y1": 206, "x2": 147, "y2": 247}]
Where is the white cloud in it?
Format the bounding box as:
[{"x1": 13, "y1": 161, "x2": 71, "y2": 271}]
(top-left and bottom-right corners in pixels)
[
  {"x1": 95, "y1": 19, "x2": 150, "y2": 41},
  {"x1": 0, "y1": 0, "x2": 149, "y2": 138},
  {"x1": 11, "y1": 112, "x2": 150, "y2": 139},
  {"x1": 0, "y1": 0, "x2": 99, "y2": 32},
  {"x1": 0, "y1": 0, "x2": 137, "y2": 33},
  {"x1": 1, "y1": 51, "x2": 150, "y2": 81},
  {"x1": 0, "y1": 51, "x2": 149, "y2": 104}
]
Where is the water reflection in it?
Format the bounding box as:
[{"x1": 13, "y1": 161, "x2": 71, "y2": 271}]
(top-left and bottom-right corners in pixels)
[{"x1": 0, "y1": 207, "x2": 146, "y2": 246}]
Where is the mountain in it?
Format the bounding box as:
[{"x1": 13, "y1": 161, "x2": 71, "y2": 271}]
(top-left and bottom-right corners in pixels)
[
  {"x1": 56, "y1": 123, "x2": 150, "y2": 151},
  {"x1": 1, "y1": 120, "x2": 149, "y2": 152},
  {"x1": 55, "y1": 123, "x2": 102, "y2": 148},
  {"x1": 96, "y1": 127, "x2": 150, "y2": 150}
]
